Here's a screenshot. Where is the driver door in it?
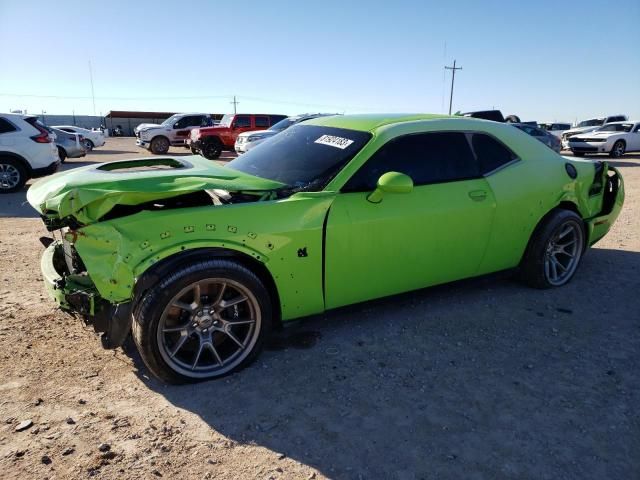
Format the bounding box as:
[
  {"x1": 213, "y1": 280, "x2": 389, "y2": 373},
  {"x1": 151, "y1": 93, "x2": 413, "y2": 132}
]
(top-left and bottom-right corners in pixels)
[{"x1": 324, "y1": 131, "x2": 496, "y2": 309}]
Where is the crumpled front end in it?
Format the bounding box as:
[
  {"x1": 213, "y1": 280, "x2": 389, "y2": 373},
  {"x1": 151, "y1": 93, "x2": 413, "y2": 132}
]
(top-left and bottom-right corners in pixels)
[{"x1": 41, "y1": 239, "x2": 132, "y2": 348}]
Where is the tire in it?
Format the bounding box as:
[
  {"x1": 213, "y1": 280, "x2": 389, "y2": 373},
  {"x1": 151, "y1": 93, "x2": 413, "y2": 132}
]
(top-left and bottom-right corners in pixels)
[
  {"x1": 520, "y1": 209, "x2": 585, "y2": 289},
  {"x1": 190, "y1": 147, "x2": 198, "y2": 155},
  {"x1": 57, "y1": 147, "x2": 67, "y2": 163},
  {"x1": 132, "y1": 259, "x2": 272, "y2": 383},
  {"x1": 84, "y1": 139, "x2": 94, "y2": 151},
  {"x1": 0, "y1": 157, "x2": 28, "y2": 193},
  {"x1": 572, "y1": 151, "x2": 585, "y2": 157},
  {"x1": 150, "y1": 136, "x2": 170, "y2": 155},
  {"x1": 201, "y1": 138, "x2": 223, "y2": 160},
  {"x1": 609, "y1": 140, "x2": 625, "y2": 158}
]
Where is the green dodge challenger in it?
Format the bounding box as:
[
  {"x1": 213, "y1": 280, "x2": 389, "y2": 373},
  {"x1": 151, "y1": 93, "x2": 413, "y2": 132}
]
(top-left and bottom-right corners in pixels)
[{"x1": 28, "y1": 114, "x2": 624, "y2": 383}]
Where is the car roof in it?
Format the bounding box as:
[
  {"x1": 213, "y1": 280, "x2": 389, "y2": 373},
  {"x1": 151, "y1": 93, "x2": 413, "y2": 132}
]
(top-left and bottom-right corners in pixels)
[{"x1": 303, "y1": 113, "x2": 454, "y2": 132}]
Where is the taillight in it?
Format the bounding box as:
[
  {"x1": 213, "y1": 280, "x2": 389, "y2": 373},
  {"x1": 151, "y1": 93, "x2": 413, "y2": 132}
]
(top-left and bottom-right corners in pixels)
[{"x1": 30, "y1": 124, "x2": 52, "y2": 143}]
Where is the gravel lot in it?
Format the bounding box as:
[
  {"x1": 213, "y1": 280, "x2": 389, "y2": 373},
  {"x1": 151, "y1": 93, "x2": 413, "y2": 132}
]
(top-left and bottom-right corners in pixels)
[{"x1": 0, "y1": 138, "x2": 638, "y2": 479}]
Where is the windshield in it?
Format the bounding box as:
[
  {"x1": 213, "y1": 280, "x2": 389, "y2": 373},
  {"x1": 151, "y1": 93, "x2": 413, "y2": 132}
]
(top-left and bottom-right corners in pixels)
[
  {"x1": 598, "y1": 123, "x2": 633, "y2": 132},
  {"x1": 577, "y1": 119, "x2": 604, "y2": 127},
  {"x1": 160, "y1": 114, "x2": 181, "y2": 127},
  {"x1": 219, "y1": 114, "x2": 234, "y2": 127},
  {"x1": 226, "y1": 124, "x2": 372, "y2": 190},
  {"x1": 270, "y1": 117, "x2": 296, "y2": 132}
]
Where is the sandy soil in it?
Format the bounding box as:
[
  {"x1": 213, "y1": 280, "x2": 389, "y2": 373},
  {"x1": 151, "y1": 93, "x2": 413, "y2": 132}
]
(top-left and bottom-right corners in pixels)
[{"x1": 0, "y1": 138, "x2": 638, "y2": 479}]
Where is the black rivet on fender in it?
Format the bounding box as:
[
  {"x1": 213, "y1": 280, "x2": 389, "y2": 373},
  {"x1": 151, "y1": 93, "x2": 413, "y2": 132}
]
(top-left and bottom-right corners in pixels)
[{"x1": 565, "y1": 163, "x2": 577, "y2": 179}]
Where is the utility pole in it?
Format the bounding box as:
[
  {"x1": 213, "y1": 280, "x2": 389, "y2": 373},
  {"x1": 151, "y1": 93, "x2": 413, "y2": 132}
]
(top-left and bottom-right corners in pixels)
[
  {"x1": 230, "y1": 95, "x2": 239, "y2": 114},
  {"x1": 88, "y1": 60, "x2": 96, "y2": 116},
  {"x1": 444, "y1": 60, "x2": 462, "y2": 115}
]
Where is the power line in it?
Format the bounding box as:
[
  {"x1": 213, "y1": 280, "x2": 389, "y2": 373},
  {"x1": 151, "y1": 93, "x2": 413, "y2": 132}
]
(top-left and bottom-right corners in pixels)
[{"x1": 444, "y1": 59, "x2": 462, "y2": 115}]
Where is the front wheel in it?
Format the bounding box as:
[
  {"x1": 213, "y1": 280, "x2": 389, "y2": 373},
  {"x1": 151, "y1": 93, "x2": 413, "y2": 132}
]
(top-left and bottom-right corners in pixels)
[
  {"x1": 84, "y1": 139, "x2": 95, "y2": 151},
  {"x1": 150, "y1": 136, "x2": 170, "y2": 154},
  {"x1": 610, "y1": 140, "x2": 625, "y2": 158},
  {"x1": 520, "y1": 210, "x2": 585, "y2": 289},
  {"x1": 132, "y1": 259, "x2": 272, "y2": 383},
  {"x1": 0, "y1": 158, "x2": 27, "y2": 193}
]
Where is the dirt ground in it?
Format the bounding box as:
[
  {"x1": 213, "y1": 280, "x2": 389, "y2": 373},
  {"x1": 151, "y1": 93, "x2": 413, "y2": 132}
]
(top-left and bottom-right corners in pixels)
[{"x1": 0, "y1": 138, "x2": 638, "y2": 480}]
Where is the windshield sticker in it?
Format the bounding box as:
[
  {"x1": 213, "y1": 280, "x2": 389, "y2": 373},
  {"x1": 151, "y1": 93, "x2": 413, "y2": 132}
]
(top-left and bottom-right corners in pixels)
[{"x1": 314, "y1": 135, "x2": 354, "y2": 150}]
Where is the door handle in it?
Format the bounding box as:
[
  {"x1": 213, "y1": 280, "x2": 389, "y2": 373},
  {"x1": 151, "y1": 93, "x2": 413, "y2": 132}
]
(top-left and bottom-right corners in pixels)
[{"x1": 468, "y1": 190, "x2": 488, "y2": 201}]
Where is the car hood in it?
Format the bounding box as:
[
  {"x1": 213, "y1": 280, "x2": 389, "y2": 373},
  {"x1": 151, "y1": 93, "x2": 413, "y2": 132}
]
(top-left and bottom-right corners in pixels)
[
  {"x1": 573, "y1": 130, "x2": 620, "y2": 139},
  {"x1": 238, "y1": 130, "x2": 278, "y2": 139},
  {"x1": 27, "y1": 156, "x2": 284, "y2": 227},
  {"x1": 564, "y1": 126, "x2": 600, "y2": 136},
  {"x1": 135, "y1": 123, "x2": 162, "y2": 132}
]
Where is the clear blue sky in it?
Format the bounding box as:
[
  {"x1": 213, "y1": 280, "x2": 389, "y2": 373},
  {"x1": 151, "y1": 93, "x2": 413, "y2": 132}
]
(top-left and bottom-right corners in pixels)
[{"x1": 1, "y1": 0, "x2": 638, "y2": 122}]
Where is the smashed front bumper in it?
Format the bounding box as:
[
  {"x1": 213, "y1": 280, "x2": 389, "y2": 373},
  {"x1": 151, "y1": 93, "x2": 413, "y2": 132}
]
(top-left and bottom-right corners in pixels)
[{"x1": 41, "y1": 241, "x2": 132, "y2": 349}]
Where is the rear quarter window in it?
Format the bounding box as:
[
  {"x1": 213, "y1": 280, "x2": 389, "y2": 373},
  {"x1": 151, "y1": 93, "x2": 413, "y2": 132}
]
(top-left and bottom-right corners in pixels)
[
  {"x1": 0, "y1": 118, "x2": 17, "y2": 134},
  {"x1": 472, "y1": 133, "x2": 518, "y2": 175}
]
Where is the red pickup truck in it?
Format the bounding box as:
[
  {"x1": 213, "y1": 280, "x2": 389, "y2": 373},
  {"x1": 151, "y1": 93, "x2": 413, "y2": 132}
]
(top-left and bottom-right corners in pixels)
[{"x1": 188, "y1": 113, "x2": 287, "y2": 159}]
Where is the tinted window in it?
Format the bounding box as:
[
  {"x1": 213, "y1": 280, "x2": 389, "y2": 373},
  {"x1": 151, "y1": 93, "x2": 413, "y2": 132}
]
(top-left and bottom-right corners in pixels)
[
  {"x1": 608, "y1": 116, "x2": 625, "y2": 123},
  {"x1": 0, "y1": 118, "x2": 16, "y2": 134},
  {"x1": 234, "y1": 116, "x2": 251, "y2": 128},
  {"x1": 634, "y1": 124, "x2": 640, "y2": 132},
  {"x1": 227, "y1": 124, "x2": 371, "y2": 189},
  {"x1": 472, "y1": 133, "x2": 517, "y2": 174},
  {"x1": 343, "y1": 132, "x2": 478, "y2": 192},
  {"x1": 255, "y1": 116, "x2": 269, "y2": 128},
  {"x1": 270, "y1": 115, "x2": 287, "y2": 125}
]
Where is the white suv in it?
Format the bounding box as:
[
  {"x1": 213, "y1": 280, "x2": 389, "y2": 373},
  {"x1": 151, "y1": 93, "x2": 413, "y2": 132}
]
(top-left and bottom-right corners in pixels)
[
  {"x1": 53, "y1": 125, "x2": 105, "y2": 151},
  {"x1": 135, "y1": 113, "x2": 214, "y2": 154},
  {"x1": 0, "y1": 113, "x2": 60, "y2": 193}
]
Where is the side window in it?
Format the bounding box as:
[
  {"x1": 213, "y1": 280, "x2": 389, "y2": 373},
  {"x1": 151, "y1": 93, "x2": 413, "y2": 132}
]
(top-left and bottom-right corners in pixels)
[
  {"x1": 343, "y1": 132, "x2": 478, "y2": 192},
  {"x1": 201, "y1": 116, "x2": 213, "y2": 127},
  {"x1": 255, "y1": 116, "x2": 269, "y2": 128},
  {"x1": 634, "y1": 124, "x2": 640, "y2": 133},
  {"x1": 174, "y1": 116, "x2": 192, "y2": 128},
  {"x1": 0, "y1": 118, "x2": 17, "y2": 134},
  {"x1": 61, "y1": 128, "x2": 75, "y2": 133},
  {"x1": 609, "y1": 116, "x2": 624, "y2": 123},
  {"x1": 188, "y1": 116, "x2": 203, "y2": 127},
  {"x1": 472, "y1": 133, "x2": 518, "y2": 175},
  {"x1": 234, "y1": 116, "x2": 251, "y2": 128}
]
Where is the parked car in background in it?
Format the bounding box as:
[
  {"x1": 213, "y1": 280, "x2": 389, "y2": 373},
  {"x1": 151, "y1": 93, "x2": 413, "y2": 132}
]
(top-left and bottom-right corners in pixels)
[
  {"x1": 0, "y1": 113, "x2": 59, "y2": 193},
  {"x1": 189, "y1": 113, "x2": 287, "y2": 159},
  {"x1": 568, "y1": 121, "x2": 640, "y2": 158},
  {"x1": 538, "y1": 122, "x2": 571, "y2": 138},
  {"x1": 135, "y1": 113, "x2": 214, "y2": 154},
  {"x1": 51, "y1": 127, "x2": 87, "y2": 162},
  {"x1": 53, "y1": 125, "x2": 106, "y2": 151},
  {"x1": 28, "y1": 113, "x2": 624, "y2": 382},
  {"x1": 513, "y1": 123, "x2": 562, "y2": 152},
  {"x1": 234, "y1": 113, "x2": 337, "y2": 153},
  {"x1": 561, "y1": 115, "x2": 628, "y2": 149}
]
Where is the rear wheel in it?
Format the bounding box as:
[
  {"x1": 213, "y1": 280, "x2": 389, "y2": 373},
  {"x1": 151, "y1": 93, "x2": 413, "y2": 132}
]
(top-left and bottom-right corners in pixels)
[
  {"x1": 150, "y1": 136, "x2": 170, "y2": 154},
  {"x1": 520, "y1": 210, "x2": 585, "y2": 288},
  {"x1": 57, "y1": 147, "x2": 67, "y2": 162},
  {"x1": 201, "y1": 138, "x2": 223, "y2": 159},
  {"x1": 132, "y1": 259, "x2": 272, "y2": 383},
  {"x1": 610, "y1": 140, "x2": 625, "y2": 158},
  {"x1": 84, "y1": 139, "x2": 95, "y2": 151},
  {"x1": 0, "y1": 158, "x2": 27, "y2": 193}
]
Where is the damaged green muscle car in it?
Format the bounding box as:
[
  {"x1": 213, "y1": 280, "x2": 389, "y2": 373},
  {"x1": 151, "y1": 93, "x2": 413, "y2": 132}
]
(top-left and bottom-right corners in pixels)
[{"x1": 28, "y1": 114, "x2": 624, "y2": 383}]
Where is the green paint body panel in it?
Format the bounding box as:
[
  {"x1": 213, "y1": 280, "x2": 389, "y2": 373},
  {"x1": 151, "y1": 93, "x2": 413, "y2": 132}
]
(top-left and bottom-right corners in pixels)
[{"x1": 29, "y1": 114, "x2": 625, "y2": 323}]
